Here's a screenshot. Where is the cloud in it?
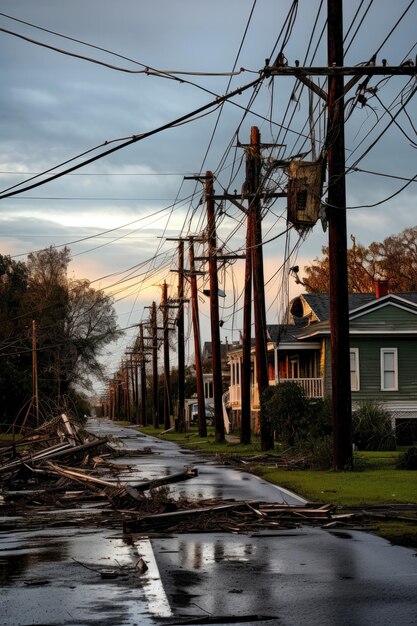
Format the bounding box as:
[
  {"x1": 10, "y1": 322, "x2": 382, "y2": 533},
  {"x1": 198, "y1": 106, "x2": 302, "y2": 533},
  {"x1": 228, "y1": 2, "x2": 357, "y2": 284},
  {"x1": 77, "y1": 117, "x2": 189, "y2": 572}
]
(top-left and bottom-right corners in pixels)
[{"x1": 1, "y1": 0, "x2": 416, "y2": 382}]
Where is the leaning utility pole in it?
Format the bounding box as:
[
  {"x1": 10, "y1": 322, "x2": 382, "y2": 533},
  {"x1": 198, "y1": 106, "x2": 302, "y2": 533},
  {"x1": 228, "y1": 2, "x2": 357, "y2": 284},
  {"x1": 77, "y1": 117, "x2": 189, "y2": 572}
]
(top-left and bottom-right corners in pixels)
[
  {"x1": 248, "y1": 127, "x2": 273, "y2": 451},
  {"x1": 189, "y1": 237, "x2": 207, "y2": 437},
  {"x1": 206, "y1": 171, "x2": 225, "y2": 443},
  {"x1": 327, "y1": 0, "x2": 352, "y2": 470}
]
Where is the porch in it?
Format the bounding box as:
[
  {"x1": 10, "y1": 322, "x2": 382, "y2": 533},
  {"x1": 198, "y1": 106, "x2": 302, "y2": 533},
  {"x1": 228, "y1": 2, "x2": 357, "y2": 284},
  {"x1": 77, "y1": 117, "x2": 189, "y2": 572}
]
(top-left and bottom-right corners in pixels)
[{"x1": 229, "y1": 376, "x2": 323, "y2": 411}]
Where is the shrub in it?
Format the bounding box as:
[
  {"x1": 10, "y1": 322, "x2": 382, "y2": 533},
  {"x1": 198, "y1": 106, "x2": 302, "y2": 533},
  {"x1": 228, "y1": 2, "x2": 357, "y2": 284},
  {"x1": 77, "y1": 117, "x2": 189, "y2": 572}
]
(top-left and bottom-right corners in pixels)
[
  {"x1": 352, "y1": 401, "x2": 396, "y2": 451},
  {"x1": 395, "y1": 419, "x2": 417, "y2": 446},
  {"x1": 307, "y1": 397, "x2": 332, "y2": 439},
  {"x1": 263, "y1": 382, "x2": 309, "y2": 447},
  {"x1": 396, "y1": 446, "x2": 417, "y2": 470},
  {"x1": 298, "y1": 435, "x2": 333, "y2": 469}
]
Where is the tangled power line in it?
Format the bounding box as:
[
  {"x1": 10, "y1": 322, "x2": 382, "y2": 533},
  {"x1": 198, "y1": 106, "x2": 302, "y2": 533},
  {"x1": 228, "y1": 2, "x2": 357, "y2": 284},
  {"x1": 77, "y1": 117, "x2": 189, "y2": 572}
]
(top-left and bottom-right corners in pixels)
[{"x1": 0, "y1": 0, "x2": 416, "y2": 366}]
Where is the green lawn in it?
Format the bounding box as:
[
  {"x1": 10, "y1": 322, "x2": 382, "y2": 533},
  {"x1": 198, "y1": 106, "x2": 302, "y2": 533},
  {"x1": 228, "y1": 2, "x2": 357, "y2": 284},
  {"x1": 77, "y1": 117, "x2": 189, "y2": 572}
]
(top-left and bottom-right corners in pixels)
[
  {"x1": 137, "y1": 426, "x2": 417, "y2": 549},
  {"x1": 138, "y1": 427, "x2": 416, "y2": 505},
  {"x1": 258, "y1": 459, "x2": 415, "y2": 506}
]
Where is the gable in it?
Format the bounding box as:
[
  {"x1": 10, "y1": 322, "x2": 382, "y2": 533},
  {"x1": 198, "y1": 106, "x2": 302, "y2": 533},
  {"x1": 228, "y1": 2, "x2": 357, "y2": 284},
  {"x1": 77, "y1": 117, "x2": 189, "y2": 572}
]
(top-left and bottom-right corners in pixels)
[{"x1": 350, "y1": 301, "x2": 417, "y2": 331}]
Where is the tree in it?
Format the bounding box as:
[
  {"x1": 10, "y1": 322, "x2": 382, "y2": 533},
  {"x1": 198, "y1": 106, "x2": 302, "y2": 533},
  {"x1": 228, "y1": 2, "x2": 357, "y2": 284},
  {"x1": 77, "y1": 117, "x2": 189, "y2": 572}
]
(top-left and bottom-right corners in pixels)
[
  {"x1": 301, "y1": 241, "x2": 374, "y2": 293},
  {"x1": 63, "y1": 279, "x2": 121, "y2": 394},
  {"x1": 0, "y1": 247, "x2": 122, "y2": 427},
  {"x1": 25, "y1": 247, "x2": 70, "y2": 405},
  {"x1": 369, "y1": 227, "x2": 417, "y2": 292},
  {"x1": 301, "y1": 226, "x2": 417, "y2": 293},
  {"x1": 0, "y1": 255, "x2": 32, "y2": 425}
]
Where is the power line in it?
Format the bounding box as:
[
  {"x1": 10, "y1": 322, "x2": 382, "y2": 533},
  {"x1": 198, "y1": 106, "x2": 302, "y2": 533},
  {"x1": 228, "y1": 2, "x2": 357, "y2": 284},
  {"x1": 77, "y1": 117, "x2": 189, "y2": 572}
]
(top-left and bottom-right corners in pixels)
[
  {"x1": 0, "y1": 17, "x2": 248, "y2": 77},
  {"x1": 0, "y1": 75, "x2": 263, "y2": 201}
]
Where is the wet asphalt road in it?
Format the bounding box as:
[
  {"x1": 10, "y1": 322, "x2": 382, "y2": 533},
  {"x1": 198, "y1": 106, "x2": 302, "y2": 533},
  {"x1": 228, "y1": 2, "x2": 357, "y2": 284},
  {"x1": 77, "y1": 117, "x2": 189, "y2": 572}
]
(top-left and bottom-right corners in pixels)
[{"x1": 1, "y1": 418, "x2": 417, "y2": 626}]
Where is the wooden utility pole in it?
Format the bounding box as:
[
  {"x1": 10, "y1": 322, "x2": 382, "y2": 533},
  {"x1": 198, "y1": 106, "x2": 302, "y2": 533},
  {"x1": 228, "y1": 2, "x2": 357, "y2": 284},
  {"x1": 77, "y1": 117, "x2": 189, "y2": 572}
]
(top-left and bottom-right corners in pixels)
[
  {"x1": 133, "y1": 354, "x2": 139, "y2": 424},
  {"x1": 125, "y1": 351, "x2": 139, "y2": 424},
  {"x1": 327, "y1": 0, "x2": 352, "y2": 470},
  {"x1": 265, "y1": 11, "x2": 416, "y2": 468},
  {"x1": 129, "y1": 353, "x2": 136, "y2": 422},
  {"x1": 151, "y1": 301, "x2": 159, "y2": 428},
  {"x1": 240, "y1": 207, "x2": 253, "y2": 445},
  {"x1": 206, "y1": 171, "x2": 225, "y2": 443},
  {"x1": 122, "y1": 360, "x2": 130, "y2": 421},
  {"x1": 31, "y1": 319, "x2": 39, "y2": 426},
  {"x1": 161, "y1": 281, "x2": 172, "y2": 430},
  {"x1": 139, "y1": 323, "x2": 147, "y2": 426},
  {"x1": 249, "y1": 127, "x2": 273, "y2": 450},
  {"x1": 166, "y1": 237, "x2": 190, "y2": 432},
  {"x1": 189, "y1": 237, "x2": 207, "y2": 437},
  {"x1": 177, "y1": 240, "x2": 186, "y2": 432}
]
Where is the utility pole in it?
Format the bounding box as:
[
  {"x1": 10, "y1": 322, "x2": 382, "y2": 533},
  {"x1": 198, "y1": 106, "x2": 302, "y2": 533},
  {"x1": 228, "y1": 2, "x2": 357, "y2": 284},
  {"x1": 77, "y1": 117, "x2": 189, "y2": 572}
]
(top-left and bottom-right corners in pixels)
[
  {"x1": 189, "y1": 237, "x2": 207, "y2": 437},
  {"x1": 248, "y1": 127, "x2": 273, "y2": 450},
  {"x1": 206, "y1": 171, "x2": 225, "y2": 443},
  {"x1": 31, "y1": 319, "x2": 39, "y2": 426},
  {"x1": 139, "y1": 323, "x2": 147, "y2": 426},
  {"x1": 125, "y1": 351, "x2": 139, "y2": 424},
  {"x1": 327, "y1": 0, "x2": 352, "y2": 470},
  {"x1": 151, "y1": 301, "x2": 159, "y2": 428},
  {"x1": 133, "y1": 354, "x2": 139, "y2": 424},
  {"x1": 265, "y1": 13, "x2": 416, "y2": 468},
  {"x1": 177, "y1": 240, "x2": 186, "y2": 432},
  {"x1": 122, "y1": 360, "x2": 130, "y2": 421},
  {"x1": 129, "y1": 353, "x2": 136, "y2": 422},
  {"x1": 161, "y1": 281, "x2": 172, "y2": 430},
  {"x1": 241, "y1": 205, "x2": 253, "y2": 445}
]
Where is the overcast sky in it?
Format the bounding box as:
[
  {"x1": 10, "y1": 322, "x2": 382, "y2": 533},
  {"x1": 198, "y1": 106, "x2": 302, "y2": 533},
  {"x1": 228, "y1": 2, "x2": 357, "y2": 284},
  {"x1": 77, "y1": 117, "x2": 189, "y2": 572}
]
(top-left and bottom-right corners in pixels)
[{"x1": 1, "y1": 1, "x2": 416, "y2": 382}]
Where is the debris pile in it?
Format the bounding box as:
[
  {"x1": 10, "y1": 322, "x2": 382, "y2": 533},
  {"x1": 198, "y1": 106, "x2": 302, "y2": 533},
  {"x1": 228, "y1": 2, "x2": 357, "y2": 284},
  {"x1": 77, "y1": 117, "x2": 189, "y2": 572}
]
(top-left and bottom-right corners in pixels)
[
  {"x1": 0, "y1": 414, "x2": 200, "y2": 526},
  {"x1": 2, "y1": 416, "x2": 416, "y2": 537},
  {"x1": 123, "y1": 501, "x2": 336, "y2": 534},
  {"x1": 0, "y1": 414, "x2": 108, "y2": 482},
  {"x1": 216, "y1": 449, "x2": 309, "y2": 470}
]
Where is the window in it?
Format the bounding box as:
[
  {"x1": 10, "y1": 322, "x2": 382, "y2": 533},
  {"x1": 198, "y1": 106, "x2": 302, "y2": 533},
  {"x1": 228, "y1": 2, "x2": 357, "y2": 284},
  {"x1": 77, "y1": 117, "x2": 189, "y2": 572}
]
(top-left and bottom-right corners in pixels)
[
  {"x1": 380, "y1": 348, "x2": 398, "y2": 391},
  {"x1": 350, "y1": 349, "x2": 360, "y2": 391}
]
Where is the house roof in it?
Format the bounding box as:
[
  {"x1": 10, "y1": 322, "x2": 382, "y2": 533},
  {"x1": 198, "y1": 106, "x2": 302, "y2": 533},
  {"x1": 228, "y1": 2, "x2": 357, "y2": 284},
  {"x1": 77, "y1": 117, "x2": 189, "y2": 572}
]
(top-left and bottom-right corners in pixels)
[
  {"x1": 295, "y1": 292, "x2": 417, "y2": 339},
  {"x1": 300, "y1": 293, "x2": 375, "y2": 321},
  {"x1": 267, "y1": 324, "x2": 306, "y2": 344},
  {"x1": 292, "y1": 292, "x2": 417, "y2": 323}
]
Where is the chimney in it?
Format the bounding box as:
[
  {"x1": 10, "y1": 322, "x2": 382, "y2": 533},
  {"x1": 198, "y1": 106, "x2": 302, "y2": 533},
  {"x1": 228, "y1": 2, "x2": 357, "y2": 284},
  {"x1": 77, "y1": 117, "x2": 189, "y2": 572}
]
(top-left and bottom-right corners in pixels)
[{"x1": 375, "y1": 280, "x2": 389, "y2": 298}]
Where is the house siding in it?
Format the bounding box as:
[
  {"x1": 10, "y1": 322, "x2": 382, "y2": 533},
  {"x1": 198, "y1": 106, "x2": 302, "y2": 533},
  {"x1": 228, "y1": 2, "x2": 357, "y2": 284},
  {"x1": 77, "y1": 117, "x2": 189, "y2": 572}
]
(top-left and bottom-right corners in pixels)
[
  {"x1": 350, "y1": 337, "x2": 417, "y2": 403},
  {"x1": 322, "y1": 335, "x2": 417, "y2": 404},
  {"x1": 351, "y1": 303, "x2": 417, "y2": 329},
  {"x1": 324, "y1": 339, "x2": 332, "y2": 397}
]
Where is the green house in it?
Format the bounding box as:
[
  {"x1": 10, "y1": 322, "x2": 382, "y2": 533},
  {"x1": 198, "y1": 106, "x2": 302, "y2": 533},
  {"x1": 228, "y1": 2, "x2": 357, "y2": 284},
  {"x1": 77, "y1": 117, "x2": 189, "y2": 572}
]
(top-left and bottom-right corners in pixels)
[
  {"x1": 274, "y1": 291, "x2": 417, "y2": 429},
  {"x1": 227, "y1": 290, "x2": 417, "y2": 438}
]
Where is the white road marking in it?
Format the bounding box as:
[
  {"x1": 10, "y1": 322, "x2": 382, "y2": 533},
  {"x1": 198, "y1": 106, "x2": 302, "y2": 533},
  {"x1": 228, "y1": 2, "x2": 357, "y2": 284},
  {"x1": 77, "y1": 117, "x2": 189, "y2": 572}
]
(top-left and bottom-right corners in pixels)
[{"x1": 134, "y1": 538, "x2": 173, "y2": 618}]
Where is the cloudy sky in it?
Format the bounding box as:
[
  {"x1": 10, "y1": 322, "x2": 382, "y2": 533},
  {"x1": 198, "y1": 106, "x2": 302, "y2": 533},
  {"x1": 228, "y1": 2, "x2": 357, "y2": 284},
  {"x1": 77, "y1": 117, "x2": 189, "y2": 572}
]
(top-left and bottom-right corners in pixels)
[{"x1": 1, "y1": 0, "x2": 416, "y2": 381}]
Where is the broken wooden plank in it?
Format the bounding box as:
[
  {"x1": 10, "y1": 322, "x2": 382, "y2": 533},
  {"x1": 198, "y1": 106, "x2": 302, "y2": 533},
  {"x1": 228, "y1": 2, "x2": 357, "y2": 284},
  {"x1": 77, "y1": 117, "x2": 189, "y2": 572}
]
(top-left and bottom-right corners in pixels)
[
  {"x1": 131, "y1": 467, "x2": 198, "y2": 492},
  {"x1": 124, "y1": 502, "x2": 240, "y2": 533}
]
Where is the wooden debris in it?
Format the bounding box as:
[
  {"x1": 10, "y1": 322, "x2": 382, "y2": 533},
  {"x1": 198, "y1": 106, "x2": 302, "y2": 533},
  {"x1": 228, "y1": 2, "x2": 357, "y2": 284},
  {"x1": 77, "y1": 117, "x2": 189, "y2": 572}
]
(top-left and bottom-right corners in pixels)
[
  {"x1": 123, "y1": 501, "x2": 336, "y2": 534},
  {"x1": 131, "y1": 467, "x2": 198, "y2": 492}
]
